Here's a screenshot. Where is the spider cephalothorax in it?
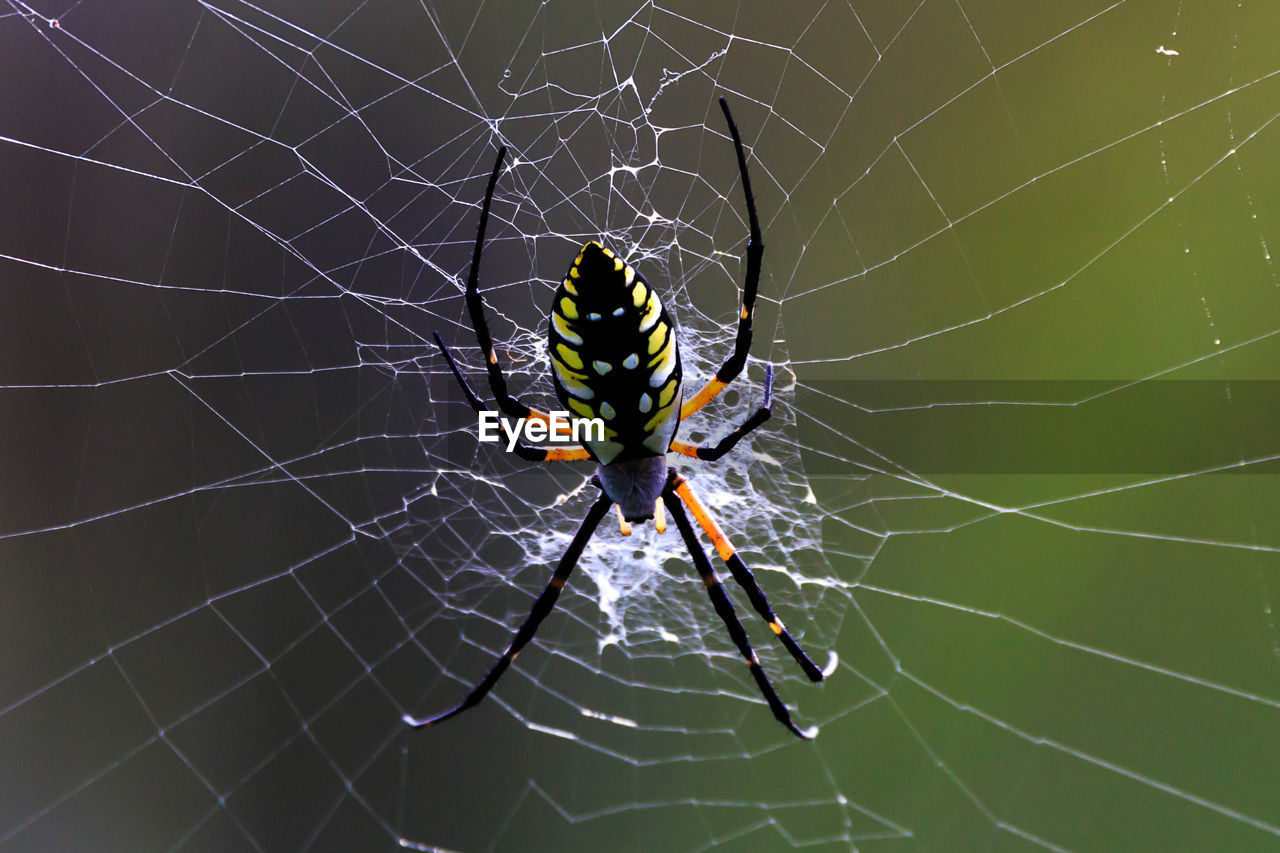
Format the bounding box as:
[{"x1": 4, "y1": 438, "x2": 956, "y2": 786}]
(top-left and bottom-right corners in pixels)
[
  {"x1": 594, "y1": 455, "x2": 668, "y2": 523},
  {"x1": 408, "y1": 98, "x2": 829, "y2": 739}
]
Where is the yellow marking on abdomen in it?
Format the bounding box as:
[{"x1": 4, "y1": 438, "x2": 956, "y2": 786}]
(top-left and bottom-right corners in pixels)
[
  {"x1": 647, "y1": 322, "x2": 667, "y2": 355},
  {"x1": 552, "y1": 311, "x2": 582, "y2": 345},
  {"x1": 554, "y1": 365, "x2": 594, "y2": 400},
  {"x1": 638, "y1": 293, "x2": 660, "y2": 332},
  {"x1": 648, "y1": 339, "x2": 676, "y2": 387},
  {"x1": 555, "y1": 343, "x2": 583, "y2": 370},
  {"x1": 566, "y1": 398, "x2": 594, "y2": 420},
  {"x1": 657, "y1": 378, "x2": 677, "y2": 407},
  {"x1": 643, "y1": 399, "x2": 675, "y2": 434}
]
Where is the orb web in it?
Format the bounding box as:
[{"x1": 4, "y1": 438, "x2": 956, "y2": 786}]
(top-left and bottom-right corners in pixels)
[{"x1": 2, "y1": 1, "x2": 1280, "y2": 851}]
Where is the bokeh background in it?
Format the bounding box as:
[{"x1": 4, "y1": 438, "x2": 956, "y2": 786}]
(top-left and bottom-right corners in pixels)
[{"x1": 2, "y1": 0, "x2": 1280, "y2": 851}]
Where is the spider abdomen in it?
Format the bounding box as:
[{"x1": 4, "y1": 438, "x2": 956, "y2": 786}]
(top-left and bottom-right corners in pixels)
[{"x1": 548, "y1": 241, "x2": 683, "y2": 465}]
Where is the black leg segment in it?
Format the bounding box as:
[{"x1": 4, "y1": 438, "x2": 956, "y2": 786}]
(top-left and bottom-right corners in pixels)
[
  {"x1": 715, "y1": 96, "x2": 764, "y2": 386},
  {"x1": 403, "y1": 490, "x2": 613, "y2": 727},
  {"x1": 460, "y1": 145, "x2": 537, "y2": 421},
  {"x1": 663, "y1": 482, "x2": 816, "y2": 740}
]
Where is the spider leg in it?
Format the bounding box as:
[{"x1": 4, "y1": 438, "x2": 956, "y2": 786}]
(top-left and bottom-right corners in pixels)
[
  {"x1": 681, "y1": 97, "x2": 764, "y2": 421},
  {"x1": 434, "y1": 332, "x2": 590, "y2": 462},
  {"x1": 404, "y1": 489, "x2": 613, "y2": 728},
  {"x1": 669, "y1": 472, "x2": 825, "y2": 683},
  {"x1": 464, "y1": 145, "x2": 530, "y2": 420},
  {"x1": 670, "y1": 366, "x2": 772, "y2": 462},
  {"x1": 450, "y1": 144, "x2": 564, "y2": 427},
  {"x1": 663, "y1": 480, "x2": 817, "y2": 740}
]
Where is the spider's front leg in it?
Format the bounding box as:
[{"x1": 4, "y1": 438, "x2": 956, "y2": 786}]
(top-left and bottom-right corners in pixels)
[
  {"x1": 461, "y1": 145, "x2": 529, "y2": 421},
  {"x1": 681, "y1": 97, "x2": 765, "y2": 421},
  {"x1": 438, "y1": 144, "x2": 573, "y2": 440}
]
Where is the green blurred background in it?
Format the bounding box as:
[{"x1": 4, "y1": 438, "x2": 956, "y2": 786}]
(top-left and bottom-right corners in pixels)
[{"x1": 2, "y1": 0, "x2": 1279, "y2": 851}]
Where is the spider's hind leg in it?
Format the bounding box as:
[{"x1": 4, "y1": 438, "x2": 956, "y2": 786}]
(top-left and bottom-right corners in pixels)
[
  {"x1": 670, "y1": 471, "x2": 826, "y2": 683},
  {"x1": 403, "y1": 488, "x2": 613, "y2": 728},
  {"x1": 663, "y1": 475, "x2": 818, "y2": 740}
]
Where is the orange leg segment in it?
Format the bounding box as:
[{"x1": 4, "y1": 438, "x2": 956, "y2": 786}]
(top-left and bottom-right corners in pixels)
[{"x1": 672, "y1": 477, "x2": 825, "y2": 682}]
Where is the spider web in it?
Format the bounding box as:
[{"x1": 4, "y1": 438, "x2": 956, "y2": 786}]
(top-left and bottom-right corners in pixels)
[{"x1": 2, "y1": 0, "x2": 1280, "y2": 850}]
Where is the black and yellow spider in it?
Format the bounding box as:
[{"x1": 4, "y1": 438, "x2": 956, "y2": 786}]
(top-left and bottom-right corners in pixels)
[{"x1": 405, "y1": 98, "x2": 826, "y2": 739}]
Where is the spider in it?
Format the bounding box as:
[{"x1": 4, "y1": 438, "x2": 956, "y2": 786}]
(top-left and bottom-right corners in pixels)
[{"x1": 404, "y1": 98, "x2": 827, "y2": 739}]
